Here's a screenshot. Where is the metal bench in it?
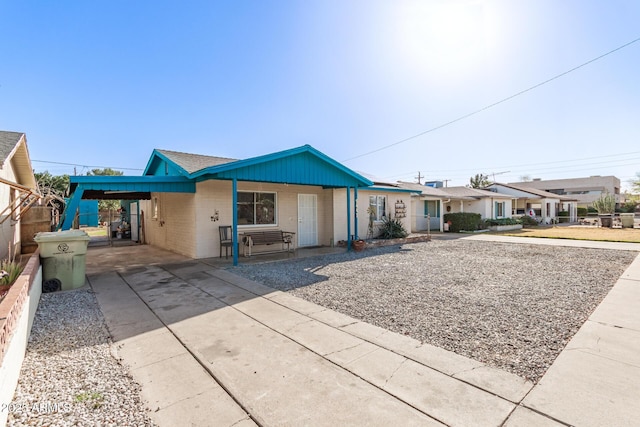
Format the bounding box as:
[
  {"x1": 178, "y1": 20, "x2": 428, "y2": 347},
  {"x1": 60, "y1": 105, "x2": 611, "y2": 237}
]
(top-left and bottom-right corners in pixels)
[{"x1": 242, "y1": 230, "x2": 295, "y2": 257}]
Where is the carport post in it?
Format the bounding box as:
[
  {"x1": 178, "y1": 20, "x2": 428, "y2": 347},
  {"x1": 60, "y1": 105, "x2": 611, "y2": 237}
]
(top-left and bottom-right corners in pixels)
[
  {"x1": 346, "y1": 186, "x2": 351, "y2": 251},
  {"x1": 354, "y1": 186, "x2": 359, "y2": 240},
  {"x1": 232, "y1": 178, "x2": 239, "y2": 266}
]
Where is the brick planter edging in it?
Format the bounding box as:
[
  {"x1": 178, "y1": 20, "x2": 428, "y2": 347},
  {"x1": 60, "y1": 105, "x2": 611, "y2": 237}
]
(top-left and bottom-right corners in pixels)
[
  {"x1": 0, "y1": 250, "x2": 41, "y2": 364},
  {"x1": 363, "y1": 234, "x2": 432, "y2": 249}
]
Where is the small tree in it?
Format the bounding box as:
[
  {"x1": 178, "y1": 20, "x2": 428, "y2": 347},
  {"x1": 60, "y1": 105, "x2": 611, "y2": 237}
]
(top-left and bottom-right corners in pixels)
[
  {"x1": 35, "y1": 171, "x2": 69, "y2": 212},
  {"x1": 592, "y1": 192, "x2": 616, "y2": 214},
  {"x1": 468, "y1": 174, "x2": 490, "y2": 189}
]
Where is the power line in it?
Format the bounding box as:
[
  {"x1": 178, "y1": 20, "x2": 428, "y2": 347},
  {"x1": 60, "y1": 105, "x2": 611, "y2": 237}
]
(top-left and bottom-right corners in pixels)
[
  {"x1": 382, "y1": 150, "x2": 640, "y2": 179},
  {"x1": 342, "y1": 36, "x2": 640, "y2": 163},
  {"x1": 32, "y1": 159, "x2": 144, "y2": 171}
]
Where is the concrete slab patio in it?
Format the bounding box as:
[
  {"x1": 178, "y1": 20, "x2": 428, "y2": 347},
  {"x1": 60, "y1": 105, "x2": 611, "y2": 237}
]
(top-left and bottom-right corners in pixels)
[{"x1": 84, "y1": 235, "x2": 640, "y2": 427}]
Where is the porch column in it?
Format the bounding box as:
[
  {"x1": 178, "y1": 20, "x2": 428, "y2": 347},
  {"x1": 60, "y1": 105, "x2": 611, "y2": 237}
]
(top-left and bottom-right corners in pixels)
[
  {"x1": 346, "y1": 186, "x2": 351, "y2": 251},
  {"x1": 439, "y1": 199, "x2": 443, "y2": 232},
  {"x1": 354, "y1": 186, "x2": 359, "y2": 240},
  {"x1": 232, "y1": 178, "x2": 239, "y2": 266},
  {"x1": 460, "y1": 200, "x2": 464, "y2": 213}
]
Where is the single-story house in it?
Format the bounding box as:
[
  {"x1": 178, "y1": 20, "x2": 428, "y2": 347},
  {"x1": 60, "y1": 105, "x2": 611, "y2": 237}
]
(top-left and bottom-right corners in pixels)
[
  {"x1": 396, "y1": 181, "x2": 450, "y2": 232},
  {"x1": 64, "y1": 145, "x2": 412, "y2": 265},
  {"x1": 395, "y1": 183, "x2": 516, "y2": 232},
  {"x1": 485, "y1": 183, "x2": 578, "y2": 223},
  {"x1": 438, "y1": 186, "x2": 514, "y2": 221},
  {"x1": 0, "y1": 131, "x2": 40, "y2": 260}
]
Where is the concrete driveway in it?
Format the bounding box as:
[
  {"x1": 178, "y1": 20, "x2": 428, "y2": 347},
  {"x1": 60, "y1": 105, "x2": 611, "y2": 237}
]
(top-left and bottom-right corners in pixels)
[{"x1": 85, "y1": 238, "x2": 640, "y2": 427}]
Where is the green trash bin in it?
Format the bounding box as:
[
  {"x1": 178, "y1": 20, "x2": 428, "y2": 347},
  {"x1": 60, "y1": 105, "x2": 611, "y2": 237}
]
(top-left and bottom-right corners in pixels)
[{"x1": 34, "y1": 230, "x2": 91, "y2": 291}]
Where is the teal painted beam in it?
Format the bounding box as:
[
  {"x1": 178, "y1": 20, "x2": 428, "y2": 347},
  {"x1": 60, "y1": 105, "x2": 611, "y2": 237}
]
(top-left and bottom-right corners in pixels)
[
  {"x1": 69, "y1": 176, "x2": 195, "y2": 194},
  {"x1": 60, "y1": 186, "x2": 85, "y2": 230}
]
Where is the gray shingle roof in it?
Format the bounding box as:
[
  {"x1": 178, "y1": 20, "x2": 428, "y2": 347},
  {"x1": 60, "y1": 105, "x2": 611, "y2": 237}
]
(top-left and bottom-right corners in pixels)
[
  {"x1": 0, "y1": 131, "x2": 24, "y2": 164},
  {"x1": 396, "y1": 181, "x2": 453, "y2": 197},
  {"x1": 156, "y1": 149, "x2": 238, "y2": 174},
  {"x1": 441, "y1": 186, "x2": 512, "y2": 199}
]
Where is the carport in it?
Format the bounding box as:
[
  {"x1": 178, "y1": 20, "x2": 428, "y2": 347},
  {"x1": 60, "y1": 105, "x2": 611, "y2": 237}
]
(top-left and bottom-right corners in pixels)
[{"x1": 60, "y1": 175, "x2": 196, "y2": 231}]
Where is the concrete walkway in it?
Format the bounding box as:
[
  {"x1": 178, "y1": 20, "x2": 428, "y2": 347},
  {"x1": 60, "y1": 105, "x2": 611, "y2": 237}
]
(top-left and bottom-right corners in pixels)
[{"x1": 84, "y1": 235, "x2": 640, "y2": 426}]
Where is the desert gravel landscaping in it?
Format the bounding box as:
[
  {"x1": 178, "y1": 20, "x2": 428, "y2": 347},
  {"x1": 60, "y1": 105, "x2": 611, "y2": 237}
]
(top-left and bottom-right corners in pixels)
[
  {"x1": 231, "y1": 239, "x2": 637, "y2": 382},
  {"x1": 8, "y1": 289, "x2": 156, "y2": 426}
]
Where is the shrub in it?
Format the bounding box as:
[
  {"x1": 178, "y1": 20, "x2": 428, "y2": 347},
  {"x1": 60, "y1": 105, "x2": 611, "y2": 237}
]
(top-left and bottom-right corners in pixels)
[
  {"x1": 378, "y1": 216, "x2": 408, "y2": 239},
  {"x1": 444, "y1": 212, "x2": 482, "y2": 232},
  {"x1": 577, "y1": 207, "x2": 588, "y2": 217},
  {"x1": 519, "y1": 215, "x2": 538, "y2": 227},
  {"x1": 484, "y1": 218, "x2": 520, "y2": 226},
  {"x1": 557, "y1": 211, "x2": 570, "y2": 223},
  {"x1": 0, "y1": 260, "x2": 24, "y2": 287}
]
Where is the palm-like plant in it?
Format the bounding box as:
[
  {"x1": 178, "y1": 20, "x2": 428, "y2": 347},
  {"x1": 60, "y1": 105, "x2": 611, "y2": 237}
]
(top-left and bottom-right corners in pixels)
[{"x1": 592, "y1": 192, "x2": 616, "y2": 214}]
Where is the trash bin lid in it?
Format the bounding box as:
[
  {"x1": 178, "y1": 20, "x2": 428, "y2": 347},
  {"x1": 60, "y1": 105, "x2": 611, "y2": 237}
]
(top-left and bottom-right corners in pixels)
[{"x1": 34, "y1": 230, "x2": 91, "y2": 242}]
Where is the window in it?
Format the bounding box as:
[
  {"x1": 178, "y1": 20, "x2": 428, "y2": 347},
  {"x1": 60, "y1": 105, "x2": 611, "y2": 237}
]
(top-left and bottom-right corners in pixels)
[
  {"x1": 495, "y1": 201, "x2": 505, "y2": 218},
  {"x1": 152, "y1": 197, "x2": 159, "y2": 219},
  {"x1": 423, "y1": 200, "x2": 440, "y2": 218},
  {"x1": 368, "y1": 195, "x2": 386, "y2": 221},
  {"x1": 238, "y1": 192, "x2": 276, "y2": 225}
]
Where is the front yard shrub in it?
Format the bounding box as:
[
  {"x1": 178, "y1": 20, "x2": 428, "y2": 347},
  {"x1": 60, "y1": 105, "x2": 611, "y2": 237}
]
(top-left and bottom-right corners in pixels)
[
  {"x1": 557, "y1": 211, "x2": 570, "y2": 223},
  {"x1": 519, "y1": 215, "x2": 539, "y2": 227},
  {"x1": 378, "y1": 216, "x2": 408, "y2": 239},
  {"x1": 484, "y1": 218, "x2": 520, "y2": 226},
  {"x1": 577, "y1": 207, "x2": 588, "y2": 217},
  {"x1": 444, "y1": 212, "x2": 482, "y2": 232}
]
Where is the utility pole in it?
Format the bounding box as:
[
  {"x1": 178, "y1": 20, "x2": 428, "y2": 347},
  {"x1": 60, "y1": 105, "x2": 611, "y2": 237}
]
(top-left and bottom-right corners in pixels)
[
  {"x1": 443, "y1": 179, "x2": 451, "y2": 188},
  {"x1": 415, "y1": 171, "x2": 423, "y2": 184}
]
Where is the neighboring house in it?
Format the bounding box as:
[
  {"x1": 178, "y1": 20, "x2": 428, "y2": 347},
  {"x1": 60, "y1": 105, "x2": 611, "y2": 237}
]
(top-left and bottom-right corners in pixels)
[
  {"x1": 0, "y1": 131, "x2": 40, "y2": 260},
  {"x1": 64, "y1": 145, "x2": 414, "y2": 265},
  {"x1": 485, "y1": 183, "x2": 578, "y2": 224},
  {"x1": 395, "y1": 183, "x2": 515, "y2": 232},
  {"x1": 439, "y1": 186, "x2": 513, "y2": 221},
  {"x1": 396, "y1": 181, "x2": 449, "y2": 232},
  {"x1": 508, "y1": 176, "x2": 621, "y2": 209}
]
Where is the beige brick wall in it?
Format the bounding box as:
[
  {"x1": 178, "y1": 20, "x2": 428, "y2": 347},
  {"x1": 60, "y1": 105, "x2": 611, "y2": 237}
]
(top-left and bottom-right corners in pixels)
[
  {"x1": 142, "y1": 181, "x2": 390, "y2": 258},
  {"x1": 332, "y1": 188, "x2": 412, "y2": 242},
  {"x1": 194, "y1": 181, "x2": 333, "y2": 257},
  {"x1": 141, "y1": 192, "x2": 197, "y2": 258}
]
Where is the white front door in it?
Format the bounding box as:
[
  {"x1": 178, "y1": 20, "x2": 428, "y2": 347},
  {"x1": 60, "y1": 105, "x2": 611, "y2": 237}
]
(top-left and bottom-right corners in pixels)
[{"x1": 298, "y1": 194, "x2": 318, "y2": 247}]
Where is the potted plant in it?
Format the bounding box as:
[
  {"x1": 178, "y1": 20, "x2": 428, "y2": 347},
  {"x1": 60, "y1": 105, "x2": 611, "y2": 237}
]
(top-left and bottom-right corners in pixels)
[
  {"x1": 351, "y1": 239, "x2": 366, "y2": 252},
  {"x1": 592, "y1": 192, "x2": 616, "y2": 228}
]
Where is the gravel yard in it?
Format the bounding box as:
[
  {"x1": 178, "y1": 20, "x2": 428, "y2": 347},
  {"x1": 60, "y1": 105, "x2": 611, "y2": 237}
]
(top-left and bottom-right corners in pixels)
[
  {"x1": 8, "y1": 288, "x2": 155, "y2": 426},
  {"x1": 230, "y1": 239, "x2": 637, "y2": 382}
]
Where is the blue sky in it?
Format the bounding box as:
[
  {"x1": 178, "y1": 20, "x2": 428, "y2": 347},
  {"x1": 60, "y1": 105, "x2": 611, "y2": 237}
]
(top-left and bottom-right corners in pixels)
[{"x1": 1, "y1": 1, "x2": 639, "y2": 190}]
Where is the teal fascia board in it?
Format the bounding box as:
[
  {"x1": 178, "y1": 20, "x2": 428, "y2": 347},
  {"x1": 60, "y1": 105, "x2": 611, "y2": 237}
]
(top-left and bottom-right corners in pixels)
[
  {"x1": 189, "y1": 145, "x2": 374, "y2": 188},
  {"x1": 69, "y1": 176, "x2": 195, "y2": 193}
]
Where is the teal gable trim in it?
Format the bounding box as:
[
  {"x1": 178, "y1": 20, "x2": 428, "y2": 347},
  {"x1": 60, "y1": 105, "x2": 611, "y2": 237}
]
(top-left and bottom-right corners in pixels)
[
  {"x1": 191, "y1": 145, "x2": 373, "y2": 188},
  {"x1": 143, "y1": 149, "x2": 190, "y2": 177}
]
